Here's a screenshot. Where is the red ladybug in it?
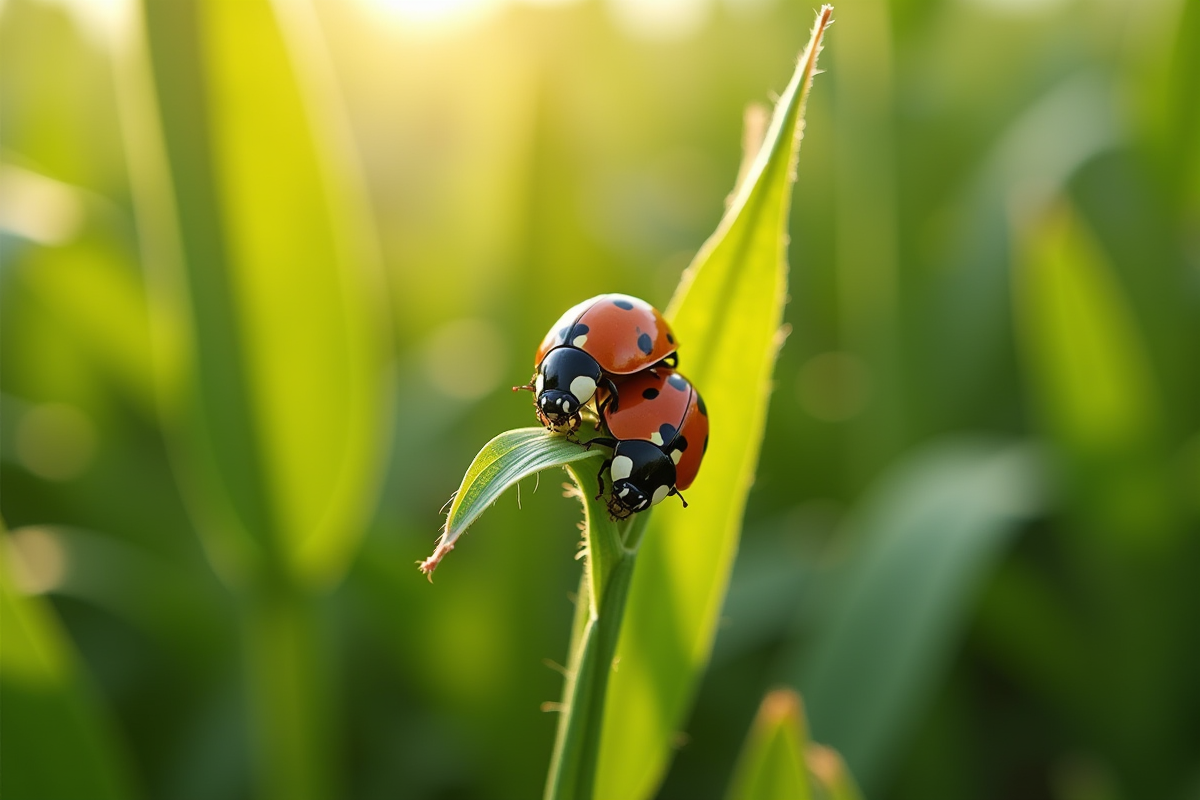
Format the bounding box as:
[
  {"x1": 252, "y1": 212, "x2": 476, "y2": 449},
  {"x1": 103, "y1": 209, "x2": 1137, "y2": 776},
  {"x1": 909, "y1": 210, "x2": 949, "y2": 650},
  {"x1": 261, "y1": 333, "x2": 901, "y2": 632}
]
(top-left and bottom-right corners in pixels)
[
  {"x1": 589, "y1": 368, "x2": 708, "y2": 518},
  {"x1": 518, "y1": 294, "x2": 678, "y2": 431}
]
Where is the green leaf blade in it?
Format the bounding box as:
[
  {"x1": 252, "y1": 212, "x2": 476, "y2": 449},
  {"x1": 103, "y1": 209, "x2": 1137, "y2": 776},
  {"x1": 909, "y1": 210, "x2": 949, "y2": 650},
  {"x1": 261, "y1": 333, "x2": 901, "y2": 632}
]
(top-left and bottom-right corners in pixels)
[
  {"x1": 1012, "y1": 201, "x2": 1177, "y2": 550},
  {"x1": 122, "y1": 0, "x2": 390, "y2": 590},
  {"x1": 595, "y1": 8, "x2": 834, "y2": 798},
  {"x1": 784, "y1": 437, "x2": 1044, "y2": 791},
  {"x1": 727, "y1": 689, "x2": 813, "y2": 800},
  {"x1": 420, "y1": 428, "x2": 605, "y2": 577}
]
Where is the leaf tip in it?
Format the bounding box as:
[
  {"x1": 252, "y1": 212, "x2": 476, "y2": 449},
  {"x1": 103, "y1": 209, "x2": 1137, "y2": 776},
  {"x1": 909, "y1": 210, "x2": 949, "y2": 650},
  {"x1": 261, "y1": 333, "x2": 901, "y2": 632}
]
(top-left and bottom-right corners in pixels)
[
  {"x1": 760, "y1": 687, "x2": 804, "y2": 726},
  {"x1": 417, "y1": 541, "x2": 455, "y2": 581},
  {"x1": 806, "y1": 744, "x2": 843, "y2": 786}
]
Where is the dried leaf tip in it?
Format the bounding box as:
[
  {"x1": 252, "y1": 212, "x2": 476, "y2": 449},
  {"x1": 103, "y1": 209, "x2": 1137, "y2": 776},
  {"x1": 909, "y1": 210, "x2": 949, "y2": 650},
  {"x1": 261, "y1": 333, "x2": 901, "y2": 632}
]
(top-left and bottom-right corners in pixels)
[{"x1": 418, "y1": 541, "x2": 455, "y2": 581}]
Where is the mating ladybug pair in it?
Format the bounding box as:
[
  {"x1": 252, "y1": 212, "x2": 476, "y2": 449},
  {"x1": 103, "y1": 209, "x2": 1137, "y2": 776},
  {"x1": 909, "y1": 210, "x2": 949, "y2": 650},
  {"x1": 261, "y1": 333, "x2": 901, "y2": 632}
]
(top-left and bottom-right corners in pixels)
[{"x1": 516, "y1": 294, "x2": 709, "y2": 519}]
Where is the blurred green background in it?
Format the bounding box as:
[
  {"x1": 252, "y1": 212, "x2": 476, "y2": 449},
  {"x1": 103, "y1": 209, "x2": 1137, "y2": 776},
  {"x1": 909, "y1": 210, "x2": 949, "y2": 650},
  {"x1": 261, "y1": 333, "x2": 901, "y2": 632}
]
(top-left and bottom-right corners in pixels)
[{"x1": 2, "y1": 0, "x2": 1197, "y2": 798}]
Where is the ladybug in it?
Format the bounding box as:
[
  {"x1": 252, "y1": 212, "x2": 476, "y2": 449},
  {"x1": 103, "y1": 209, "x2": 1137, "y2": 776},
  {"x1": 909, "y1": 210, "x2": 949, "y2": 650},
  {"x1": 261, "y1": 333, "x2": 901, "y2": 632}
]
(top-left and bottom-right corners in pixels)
[
  {"x1": 588, "y1": 368, "x2": 709, "y2": 518},
  {"x1": 518, "y1": 294, "x2": 678, "y2": 432}
]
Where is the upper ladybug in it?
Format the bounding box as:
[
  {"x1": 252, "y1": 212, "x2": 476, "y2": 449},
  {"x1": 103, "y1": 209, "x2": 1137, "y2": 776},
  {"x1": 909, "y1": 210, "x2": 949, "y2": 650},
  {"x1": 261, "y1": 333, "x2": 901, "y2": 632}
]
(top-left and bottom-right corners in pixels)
[{"x1": 521, "y1": 294, "x2": 678, "y2": 431}]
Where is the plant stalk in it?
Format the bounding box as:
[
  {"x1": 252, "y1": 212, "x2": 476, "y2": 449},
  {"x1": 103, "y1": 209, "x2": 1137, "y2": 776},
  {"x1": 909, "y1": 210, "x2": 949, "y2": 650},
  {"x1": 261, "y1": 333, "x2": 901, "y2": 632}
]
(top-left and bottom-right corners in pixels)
[
  {"x1": 244, "y1": 581, "x2": 333, "y2": 800},
  {"x1": 544, "y1": 467, "x2": 647, "y2": 800}
]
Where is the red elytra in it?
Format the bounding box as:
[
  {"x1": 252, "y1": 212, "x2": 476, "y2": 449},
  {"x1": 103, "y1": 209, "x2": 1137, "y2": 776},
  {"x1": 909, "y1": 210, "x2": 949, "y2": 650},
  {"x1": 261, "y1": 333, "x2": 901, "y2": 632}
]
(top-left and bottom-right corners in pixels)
[
  {"x1": 600, "y1": 368, "x2": 709, "y2": 491},
  {"x1": 534, "y1": 294, "x2": 677, "y2": 375}
]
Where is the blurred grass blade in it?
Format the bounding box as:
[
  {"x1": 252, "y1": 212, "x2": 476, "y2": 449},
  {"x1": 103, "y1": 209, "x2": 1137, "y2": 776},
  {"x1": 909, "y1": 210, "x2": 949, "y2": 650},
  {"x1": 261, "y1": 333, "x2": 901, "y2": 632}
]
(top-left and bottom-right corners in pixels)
[
  {"x1": 806, "y1": 745, "x2": 864, "y2": 800},
  {"x1": 727, "y1": 689, "x2": 812, "y2": 800},
  {"x1": 595, "y1": 8, "x2": 834, "y2": 798},
  {"x1": 1011, "y1": 201, "x2": 1177, "y2": 549},
  {"x1": 116, "y1": 3, "x2": 389, "y2": 799},
  {"x1": 118, "y1": 0, "x2": 389, "y2": 590},
  {"x1": 783, "y1": 437, "x2": 1043, "y2": 792},
  {"x1": 419, "y1": 427, "x2": 605, "y2": 577},
  {"x1": 1, "y1": 520, "x2": 137, "y2": 800}
]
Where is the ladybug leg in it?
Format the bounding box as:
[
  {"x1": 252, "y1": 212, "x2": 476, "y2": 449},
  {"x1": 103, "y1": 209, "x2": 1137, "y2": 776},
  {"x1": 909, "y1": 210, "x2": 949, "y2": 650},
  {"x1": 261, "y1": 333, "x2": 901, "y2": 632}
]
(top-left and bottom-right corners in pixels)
[
  {"x1": 583, "y1": 437, "x2": 617, "y2": 452},
  {"x1": 596, "y1": 457, "x2": 612, "y2": 500},
  {"x1": 670, "y1": 487, "x2": 689, "y2": 509},
  {"x1": 607, "y1": 500, "x2": 632, "y2": 522}
]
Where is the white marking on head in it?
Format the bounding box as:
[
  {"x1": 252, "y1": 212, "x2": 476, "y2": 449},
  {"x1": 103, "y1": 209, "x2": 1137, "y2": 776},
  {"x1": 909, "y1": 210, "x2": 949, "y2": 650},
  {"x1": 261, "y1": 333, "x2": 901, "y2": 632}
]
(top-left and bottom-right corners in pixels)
[
  {"x1": 569, "y1": 375, "x2": 597, "y2": 403},
  {"x1": 535, "y1": 373, "x2": 545, "y2": 394},
  {"x1": 670, "y1": 449, "x2": 682, "y2": 464},
  {"x1": 573, "y1": 334, "x2": 588, "y2": 347},
  {"x1": 650, "y1": 432, "x2": 663, "y2": 446},
  {"x1": 651, "y1": 485, "x2": 670, "y2": 506},
  {"x1": 619, "y1": 487, "x2": 629, "y2": 498},
  {"x1": 610, "y1": 455, "x2": 633, "y2": 481}
]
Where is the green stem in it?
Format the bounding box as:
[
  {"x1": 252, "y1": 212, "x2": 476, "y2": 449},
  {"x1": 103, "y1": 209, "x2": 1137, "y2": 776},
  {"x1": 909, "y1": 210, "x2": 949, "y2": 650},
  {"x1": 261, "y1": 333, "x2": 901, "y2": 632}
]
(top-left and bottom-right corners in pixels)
[
  {"x1": 544, "y1": 468, "x2": 648, "y2": 800},
  {"x1": 244, "y1": 582, "x2": 333, "y2": 800}
]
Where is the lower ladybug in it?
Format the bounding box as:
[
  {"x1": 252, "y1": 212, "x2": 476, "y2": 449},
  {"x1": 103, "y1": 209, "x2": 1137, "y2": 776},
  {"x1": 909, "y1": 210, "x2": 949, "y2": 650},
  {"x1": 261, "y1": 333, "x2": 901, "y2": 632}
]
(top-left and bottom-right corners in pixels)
[
  {"x1": 517, "y1": 294, "x2": 678, "y2": 432},
  {"x1": 587, "y1": 368, "x2": 709, "y2": 518}
]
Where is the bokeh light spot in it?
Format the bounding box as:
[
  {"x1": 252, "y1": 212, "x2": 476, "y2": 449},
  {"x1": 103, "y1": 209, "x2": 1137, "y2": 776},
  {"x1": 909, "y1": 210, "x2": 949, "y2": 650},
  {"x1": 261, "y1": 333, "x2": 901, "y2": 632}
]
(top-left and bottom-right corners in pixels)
[
  {"x1": 15, "y1": 403, "x2": 98, "y2": 481},
  {"x1": 0, "y1": 165, "x2": 85, "y2": 246},
  {"x1": 6, "y1": 527, "x2": 69, "y2": 596}
]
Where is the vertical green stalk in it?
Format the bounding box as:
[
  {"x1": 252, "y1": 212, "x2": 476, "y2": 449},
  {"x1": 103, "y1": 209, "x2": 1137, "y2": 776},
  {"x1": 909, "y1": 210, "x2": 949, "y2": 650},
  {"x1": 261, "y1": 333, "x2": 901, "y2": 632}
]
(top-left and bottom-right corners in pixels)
[
  {"x1": 244, "y1": 582, "x2": 331, "y2": 800},
  {"x1": 116, "y1": 1, "x2": 389, "y2": 798},
  {"x1": 544, "y1": 467, "x2": 647, "y2": 800},
  {"x1": 427, "y1": 10, "x2": 834, "y2": 797}
]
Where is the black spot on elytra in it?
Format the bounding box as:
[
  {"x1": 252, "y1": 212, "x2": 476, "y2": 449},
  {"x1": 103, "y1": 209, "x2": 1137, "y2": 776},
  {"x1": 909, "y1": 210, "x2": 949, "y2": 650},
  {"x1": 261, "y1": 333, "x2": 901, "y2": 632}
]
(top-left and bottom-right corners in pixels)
[
  {"x1": 570, "y1": 323, "x2": 589, "y2": 338},
  {"x1": 703, "y1": 435, "x2": 709, "y2": 454},
  {"x1": 697, "y1": 394, "x2": 707, "y2": 416},
  {"x1": 636, "y1": 332, "x2": 653, "y2": 355},
  {"x1": 667, "y1": 373, "x2": 688, "y2": 391},
  {"x1": 558, "y1": 326, "x2": 569, "y2": 340},
  {"x1": 666, "y1": 332, "x2": 675, "y2": 344},
  {"x1": 613, "y1": 299, "x2": 634, "y2": 310},
  {"x1": 675, "y1": 435, "x2": 688, "y2": 452},
  {"x1": 642, "y1": 387, "x2": 660, "y2": 400},
  {"x1": 658, "y1": 423, "x2": 677, "y2": 443}
]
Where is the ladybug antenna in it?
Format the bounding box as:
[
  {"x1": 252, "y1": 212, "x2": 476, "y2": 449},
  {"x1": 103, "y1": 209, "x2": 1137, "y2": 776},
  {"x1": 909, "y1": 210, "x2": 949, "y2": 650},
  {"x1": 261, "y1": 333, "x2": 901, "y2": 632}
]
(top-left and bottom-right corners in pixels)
[
  {"x1": 673, "y1": 488, "x2": 689, "y2": 509},
  {"x1": 513, "y1": 383, "x2": 534, "y2": 392}
]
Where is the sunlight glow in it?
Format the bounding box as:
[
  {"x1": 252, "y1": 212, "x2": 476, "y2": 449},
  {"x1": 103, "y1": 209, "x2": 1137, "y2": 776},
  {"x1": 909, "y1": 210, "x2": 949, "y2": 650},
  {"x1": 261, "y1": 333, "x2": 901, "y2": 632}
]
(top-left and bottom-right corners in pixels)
[
  {"x1": 965, "y1": 0, "x2": 1069, "y2": 15},
  {"x1": 23, "y1": 0, "x2": 131, "y2": 45},
  {"x1": 609, "y1": 0, "x2": 712, "y2": 40},
  {"x1": 355, "y1": 0, "x2": 507, "y2": 35}
]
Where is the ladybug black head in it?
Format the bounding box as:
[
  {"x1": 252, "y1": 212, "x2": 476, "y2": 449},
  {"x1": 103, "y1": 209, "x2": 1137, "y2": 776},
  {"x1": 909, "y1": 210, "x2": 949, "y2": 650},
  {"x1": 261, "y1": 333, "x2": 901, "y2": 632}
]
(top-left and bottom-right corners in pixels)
[
  {"x1": 535, "y1": 347, "x2": 603, "y2": 429},
  {"x1": 607, "y1": 440, "x2": 676, "y2": 517}
]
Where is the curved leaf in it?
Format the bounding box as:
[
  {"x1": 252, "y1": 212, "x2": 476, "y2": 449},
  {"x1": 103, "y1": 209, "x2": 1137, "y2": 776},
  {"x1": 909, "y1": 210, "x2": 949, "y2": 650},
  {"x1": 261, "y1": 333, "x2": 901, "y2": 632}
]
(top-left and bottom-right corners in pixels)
[
  {"x1": 596, "y1": 8, "x2": 834, "y2": 798},
  {"x1": 782, "y1": 437, "x2": 1044, "y2": 792},
  {"x1": 419, "y1": 428, "x2": 605, "y2": 577},
  {"x1": 119, "y1": 0, "x2": 390, "y2": 590}
]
